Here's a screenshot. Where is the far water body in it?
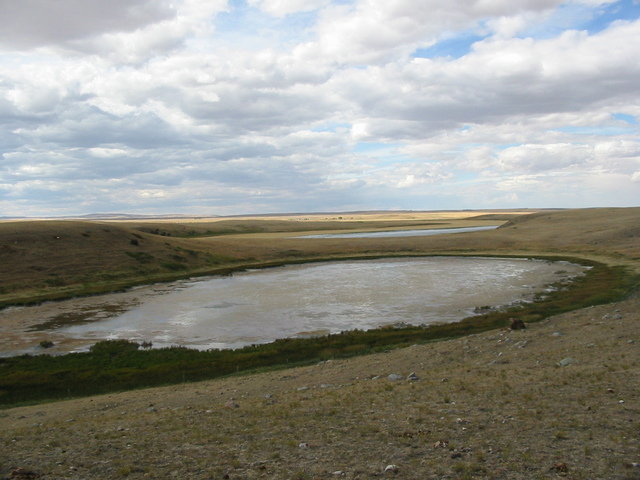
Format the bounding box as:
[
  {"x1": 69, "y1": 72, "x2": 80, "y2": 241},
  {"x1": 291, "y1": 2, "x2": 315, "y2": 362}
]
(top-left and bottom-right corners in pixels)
[
  {"x1": 295, "y1": 225, "x2": 498, "y2": 238},
  {"x1": 51, "y1": 257, "x2": 585, "y2": 352}
]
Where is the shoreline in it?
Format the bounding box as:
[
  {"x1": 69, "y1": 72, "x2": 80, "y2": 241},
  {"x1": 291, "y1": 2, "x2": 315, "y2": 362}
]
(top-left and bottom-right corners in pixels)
[{"x1": 0, "y1": 255, "x2": 586, "y2": 357}]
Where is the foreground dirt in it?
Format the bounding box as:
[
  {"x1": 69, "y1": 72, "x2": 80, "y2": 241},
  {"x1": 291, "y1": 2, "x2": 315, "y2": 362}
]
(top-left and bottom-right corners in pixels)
[{"x1": 2, "y1": 293, "x2": 639, "y2": 480}]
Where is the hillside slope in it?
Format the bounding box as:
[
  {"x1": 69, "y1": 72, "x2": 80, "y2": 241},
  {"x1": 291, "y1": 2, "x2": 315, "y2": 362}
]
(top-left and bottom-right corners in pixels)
[
  {"x1": 2, "y1": 292, "x2": 639, "y2": 479},
  {"x1": 0, "y1": 221, "x2": 236, "y2": 305},
  {"x1": 1, "y1": 207, "x2": 639, "y2": 307}
]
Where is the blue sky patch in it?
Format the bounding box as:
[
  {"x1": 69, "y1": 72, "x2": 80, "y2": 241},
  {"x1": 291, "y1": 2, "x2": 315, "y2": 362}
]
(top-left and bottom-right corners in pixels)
[
  {"x1": 412, "y1": 32, "x2": 486, "y2": 59},
  {"x1": 582, "y1": 0, "x2": 640, "y2": 34},
  {"x1": 555, "y1": 125, "x2": 634, "y2": 136},
  {"x1": 613, "y1": 113, "x2": 638, "y2": 125},
  {"x1": 215, "y1": 0, "x2": 316, "y2": 48}
]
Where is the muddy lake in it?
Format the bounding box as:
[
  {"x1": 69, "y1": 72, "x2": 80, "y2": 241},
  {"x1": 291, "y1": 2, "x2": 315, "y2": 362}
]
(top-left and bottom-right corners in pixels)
[{"x1": 0, "y1": 257, "x2": 586, "y2": 356}]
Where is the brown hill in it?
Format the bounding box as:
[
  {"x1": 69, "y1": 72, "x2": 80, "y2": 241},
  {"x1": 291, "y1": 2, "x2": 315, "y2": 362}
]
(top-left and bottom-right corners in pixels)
[
  {"x1": 1, "y1": 207, "x2": 639, "y2": 307},
  {"x1": 1, "y1": 207, "x2": 640, "y2": 479}
]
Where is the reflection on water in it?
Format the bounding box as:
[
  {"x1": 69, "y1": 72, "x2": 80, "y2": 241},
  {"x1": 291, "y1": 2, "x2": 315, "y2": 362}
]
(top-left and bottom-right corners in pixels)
[
  {"x1": 0, "y1": 257, "x2": 586, "y2": 355},
  {"x1": 30, "y1": 257, "x2": 583, "y2": 353},
  {"x1": 295, "y1": 225, "x2": 499, "y2": 238}
]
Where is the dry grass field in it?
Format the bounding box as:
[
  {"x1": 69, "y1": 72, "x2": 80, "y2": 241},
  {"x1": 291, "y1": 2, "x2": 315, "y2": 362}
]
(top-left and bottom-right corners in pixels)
[{"x1": 1, "y1": 207, "x2": 640, "y2": 479}]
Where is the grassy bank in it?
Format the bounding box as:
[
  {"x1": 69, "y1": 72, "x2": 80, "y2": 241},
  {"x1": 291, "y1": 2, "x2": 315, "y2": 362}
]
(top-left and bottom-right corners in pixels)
[{"x1": 1, "y1": 256, "x2": 636, "y2": 407}]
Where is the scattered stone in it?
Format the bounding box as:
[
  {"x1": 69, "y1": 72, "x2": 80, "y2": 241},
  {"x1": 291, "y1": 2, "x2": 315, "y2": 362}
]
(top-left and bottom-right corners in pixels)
[
  {"x1": 406, "y1": 372, "x2": 420, "y2": 381},
  {"x1": 384, "y1": 464, "x2": 399, "y2": 473},
  {"x1": 552, "y1": 332, "x2": 563, "y2": 337},
  {"x1": 434, "y1": 440, "x2": 449, "y2": 449},
  {"x1": 224, "y1": 401, "x2": 240, "y2": 409},
  {"x1": 297, "y1": 386, "x2": 309, "y2": 391},
  {"x1": 388, "y1": 373, "x2": 403, "y2": 381},
  {"x1": 558, "y1": 357, "x2": 575, "y2": 367},
  {"x1": 332, "y1": 471, "x2": 345, "y2": 476},
  {"x1": 298, "y1": 442, "x2": 310, "y2": 449}
]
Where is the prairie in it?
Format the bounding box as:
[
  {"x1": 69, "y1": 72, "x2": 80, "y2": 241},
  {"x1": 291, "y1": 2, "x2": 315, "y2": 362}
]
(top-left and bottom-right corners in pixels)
[{"x1": 1, "y1": 207, "x2": 639, "y2": 479}]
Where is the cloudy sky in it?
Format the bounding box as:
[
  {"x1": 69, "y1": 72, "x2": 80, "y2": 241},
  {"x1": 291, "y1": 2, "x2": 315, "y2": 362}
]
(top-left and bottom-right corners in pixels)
[{"x1": 1, "y1": 0, "x2": 639, "y2": 217}]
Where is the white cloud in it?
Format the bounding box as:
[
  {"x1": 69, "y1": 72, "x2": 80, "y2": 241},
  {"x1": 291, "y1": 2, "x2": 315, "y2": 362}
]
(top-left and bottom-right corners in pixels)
[
  {"x1": 0, "y1": 0, "x2": 639, "y2": 216},
  {"x1": 0, "y1": 0, "x2": 176, "y2": 50},
  {"x1": 248, "y1": 0, "x2": 332, "y2": 17}
]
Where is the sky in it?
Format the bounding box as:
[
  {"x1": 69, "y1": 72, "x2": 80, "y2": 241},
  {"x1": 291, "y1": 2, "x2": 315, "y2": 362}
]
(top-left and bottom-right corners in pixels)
[{"x1": 0, "y1": 0, "x2": 639, "y2": 217}]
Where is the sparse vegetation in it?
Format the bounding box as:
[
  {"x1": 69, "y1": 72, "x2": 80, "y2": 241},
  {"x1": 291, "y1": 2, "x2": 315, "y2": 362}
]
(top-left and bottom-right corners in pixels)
[
  {"x1": 1, "y1": 208, "x2": 640, "y2": 479},
  {"x1": 0, "y1": 257, "x2": 636, "y2": 407}
]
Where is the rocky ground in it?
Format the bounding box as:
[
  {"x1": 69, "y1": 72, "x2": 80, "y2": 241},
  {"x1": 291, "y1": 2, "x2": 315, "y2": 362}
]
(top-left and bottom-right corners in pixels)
[{"x1": 2, "y1": 293, "x2": 640, "y2": 480}]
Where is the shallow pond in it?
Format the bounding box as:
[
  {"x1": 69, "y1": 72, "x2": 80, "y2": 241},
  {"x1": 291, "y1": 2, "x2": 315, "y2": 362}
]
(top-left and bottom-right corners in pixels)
[
  {"x1": 295, "y1": 225, "x2": 498, "y2": 238},
  {"x1": 0, "y1": 257, "x2": 585, "y2": 355}
]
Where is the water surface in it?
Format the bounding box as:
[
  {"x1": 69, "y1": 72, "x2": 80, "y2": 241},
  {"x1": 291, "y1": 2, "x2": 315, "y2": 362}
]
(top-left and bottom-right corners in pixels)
[
  {"x1": 0, "y1": 257, "x2": 584, "y2": 355},
  {"x1": 296, "y1": 225, "x2": 499, "y2": 238}
]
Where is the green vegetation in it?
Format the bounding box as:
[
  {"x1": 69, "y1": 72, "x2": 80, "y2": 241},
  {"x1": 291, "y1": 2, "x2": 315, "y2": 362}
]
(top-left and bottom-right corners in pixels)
[{"x1": 0, "y1": 257, "x2": 636, "y2": 407}]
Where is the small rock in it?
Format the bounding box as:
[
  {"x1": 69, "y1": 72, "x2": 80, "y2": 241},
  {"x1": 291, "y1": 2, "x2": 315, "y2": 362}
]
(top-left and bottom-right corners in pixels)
[
  {"x1": 384, "y1": 464, "x2": 399, "y2": 473},
  {"x1": 332, "y1": 471, "x2": 345, "y2": 476},
  {"x1": 550, "y1": 462, "x2": 568, "y2": 473},
  {"x1": 434, "y1": 440, "x2": 449, "y2": 449},
  {"x1": 552, "y1": 332, "x2": 563, "y2": 337},
  {"x1": 297, "y1": 386, "x2": 309, "y2": 391},
  {"x1": 509, "y1": 318, "x2": 526, "y2": 330},
  {"x1": 407, "y1": 372, "x2": 420, "y2": 381},
  {"x1": 298, "y1": 442, "x2": 310, "y2": 449},
  {"x1": 224, "y1": 401, "x2": 240, "y2": 409},
  {"x1": 558, "y1": 357, "x2": 575, "y2": 367},
  {"x1": 388, "y1": 373, "x2": 403, "y2": 381}
]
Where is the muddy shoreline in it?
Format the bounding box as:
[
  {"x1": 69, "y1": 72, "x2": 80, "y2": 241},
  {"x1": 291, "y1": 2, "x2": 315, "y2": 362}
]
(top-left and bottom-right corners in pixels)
[{"x1": 0, "y1": 257, "x2": 584, "y2": 357}]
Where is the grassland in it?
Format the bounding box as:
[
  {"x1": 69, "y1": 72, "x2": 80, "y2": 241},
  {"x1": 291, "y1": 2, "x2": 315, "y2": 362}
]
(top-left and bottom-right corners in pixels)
[
  {"x1": 1, "y1": 207, "x2": 640, "y2": 479},
  {"x1": 1, "y1": 207, "x2": 638, "y2": 308}
]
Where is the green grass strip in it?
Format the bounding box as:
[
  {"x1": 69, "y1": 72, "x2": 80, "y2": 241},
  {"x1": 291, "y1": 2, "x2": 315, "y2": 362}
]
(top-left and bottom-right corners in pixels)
[{"x1": 0, "y1": 257, "x2": 637, "y2": 408}]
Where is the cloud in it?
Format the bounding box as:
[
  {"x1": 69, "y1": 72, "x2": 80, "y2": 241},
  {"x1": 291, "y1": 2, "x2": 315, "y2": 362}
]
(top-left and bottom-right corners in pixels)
[
  {"x1": 248, "y1": 0, "x2": 333, "y2": 17},
  {"x1": 0, "y1": 0, "x2": 176, "y2": 49},
  {"x1": 0, "y1": 0, "x2": 639, "y2": 216}
]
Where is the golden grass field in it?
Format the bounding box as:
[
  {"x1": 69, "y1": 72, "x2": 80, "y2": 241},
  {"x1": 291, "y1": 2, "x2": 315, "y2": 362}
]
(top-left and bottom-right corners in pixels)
[
  {"x1": 1, "y1": 207, "x2": 640, "y2": 479},
  {"x1": 1, "y1": 207, "x2": 638, "y2": 307}
]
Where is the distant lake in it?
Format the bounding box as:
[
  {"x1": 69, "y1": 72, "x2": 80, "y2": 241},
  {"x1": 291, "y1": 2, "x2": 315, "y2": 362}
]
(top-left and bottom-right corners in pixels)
[
  {"x1": 0, "y1": 256, "x2": 585, "y2": 356},
  {"x1": 295, "y1": 225, "x2": 499, "y2": 238}
]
